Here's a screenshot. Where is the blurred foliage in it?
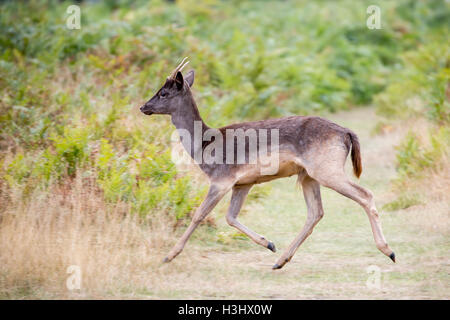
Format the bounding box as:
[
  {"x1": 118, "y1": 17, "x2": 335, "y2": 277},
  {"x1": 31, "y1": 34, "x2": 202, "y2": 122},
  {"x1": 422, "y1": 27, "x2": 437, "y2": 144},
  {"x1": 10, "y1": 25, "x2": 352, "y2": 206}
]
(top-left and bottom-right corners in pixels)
[
  {"x1": 0, "y1": 0, "x2": 448, "y2": 219},
  {"x1": 375, "y1": 42, "x2": 449, "y2": 123},
  {"x1": 382, "y1": 193, "x2": 423, "y2": 212},
  {"x1": 394, "y1": 127, "x2": 449, "y2": 181}
]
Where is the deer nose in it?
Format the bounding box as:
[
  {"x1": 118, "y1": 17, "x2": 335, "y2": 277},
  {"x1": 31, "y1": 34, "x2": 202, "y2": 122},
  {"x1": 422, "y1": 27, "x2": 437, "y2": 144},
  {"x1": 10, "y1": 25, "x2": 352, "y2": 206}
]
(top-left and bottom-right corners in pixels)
[
  {"x1": 140, "y1": 104, "x2": 153, "y2": 115},
  {"x1": 140, "y1": 105, "x2": 149, "y2": 113}
]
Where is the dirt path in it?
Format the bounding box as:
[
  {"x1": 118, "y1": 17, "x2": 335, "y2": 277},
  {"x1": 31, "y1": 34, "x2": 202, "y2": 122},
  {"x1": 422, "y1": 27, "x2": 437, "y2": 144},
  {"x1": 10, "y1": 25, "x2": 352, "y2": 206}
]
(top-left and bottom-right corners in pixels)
[{"x1": 132, "y1": 108, "x2": 449, "y2": 299}]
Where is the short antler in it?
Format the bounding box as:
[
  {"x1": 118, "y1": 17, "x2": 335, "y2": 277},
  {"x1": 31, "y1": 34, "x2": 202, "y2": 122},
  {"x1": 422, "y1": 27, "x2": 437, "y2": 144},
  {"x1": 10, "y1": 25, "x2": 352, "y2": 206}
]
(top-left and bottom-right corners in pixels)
[{"x1": 168, "y1": 57, "x2": 190, "y2": 80}]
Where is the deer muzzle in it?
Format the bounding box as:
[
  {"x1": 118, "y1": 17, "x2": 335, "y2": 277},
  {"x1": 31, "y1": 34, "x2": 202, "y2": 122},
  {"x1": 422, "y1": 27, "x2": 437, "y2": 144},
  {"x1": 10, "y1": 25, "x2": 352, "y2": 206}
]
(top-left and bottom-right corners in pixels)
[{"x1": 140, "y1": 104, "x2": 154, "y2": 115}]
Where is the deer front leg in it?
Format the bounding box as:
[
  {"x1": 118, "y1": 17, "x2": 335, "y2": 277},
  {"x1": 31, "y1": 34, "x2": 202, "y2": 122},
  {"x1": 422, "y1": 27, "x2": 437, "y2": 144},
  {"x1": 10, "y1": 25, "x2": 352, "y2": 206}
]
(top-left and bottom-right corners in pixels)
[
  {"x1": 273, "y1": 177, "x2": 324, "y2": 270},
  {"x1": 164, "y1": 183, "x2": 231, "y2": 263},
  {"x1": 226, "y1": 185, "x2": 276, "y2": 252}
]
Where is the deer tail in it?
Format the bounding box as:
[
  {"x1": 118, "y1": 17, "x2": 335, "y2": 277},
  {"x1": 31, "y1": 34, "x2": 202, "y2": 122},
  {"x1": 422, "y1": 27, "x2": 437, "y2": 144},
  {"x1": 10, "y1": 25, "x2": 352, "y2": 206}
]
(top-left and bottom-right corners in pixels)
[{"x1": 348, "y1": 131, "x2": 362, "y2": 178}]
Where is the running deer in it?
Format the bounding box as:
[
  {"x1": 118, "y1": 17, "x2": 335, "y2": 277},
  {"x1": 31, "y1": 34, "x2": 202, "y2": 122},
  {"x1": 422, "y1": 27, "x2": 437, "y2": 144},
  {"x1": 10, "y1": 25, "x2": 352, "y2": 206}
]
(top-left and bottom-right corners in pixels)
[{"x1": 140, "y1": 58, "x2": 395, "y2": 269}]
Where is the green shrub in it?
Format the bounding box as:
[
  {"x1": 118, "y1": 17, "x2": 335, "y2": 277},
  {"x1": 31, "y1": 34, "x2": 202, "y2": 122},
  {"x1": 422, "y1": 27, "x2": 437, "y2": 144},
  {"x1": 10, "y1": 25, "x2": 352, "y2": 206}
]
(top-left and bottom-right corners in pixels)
[
  {"x1": 375, "y1": 42, "x2": 449, "y2": 122},
  {"x1": 95, "y1": 139, "x2": 204, "y2": 220},
  {"x1": 396, "y1": 127, "x2": 449, "y2": 180},
  {"x1": 382, "y1": 194, "x2": 423, "y2": 211},
  {"x1": 50, "y1": 127, "x2": 90, "y2": 177}
]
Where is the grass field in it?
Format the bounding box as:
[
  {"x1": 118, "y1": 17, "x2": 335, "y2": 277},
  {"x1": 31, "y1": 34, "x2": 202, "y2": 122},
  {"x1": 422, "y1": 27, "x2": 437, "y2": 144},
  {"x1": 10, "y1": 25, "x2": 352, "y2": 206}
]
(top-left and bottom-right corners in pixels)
[
  {"x1": 145, "y1": 108, "x2": 449, "y2": 300},
  {"x1": 2, "y1": 107, "x2": 447, "y2": 299}
]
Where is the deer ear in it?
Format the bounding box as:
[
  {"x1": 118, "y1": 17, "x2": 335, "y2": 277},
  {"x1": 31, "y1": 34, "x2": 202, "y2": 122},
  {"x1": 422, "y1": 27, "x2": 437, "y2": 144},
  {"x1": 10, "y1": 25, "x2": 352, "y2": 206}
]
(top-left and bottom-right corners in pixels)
[
  {"x1": 175, "y1": 71, "x2": 184, "y2": 90},
  {"x1": 184, "y1": 70, "x2": 195, "y2": 87}
]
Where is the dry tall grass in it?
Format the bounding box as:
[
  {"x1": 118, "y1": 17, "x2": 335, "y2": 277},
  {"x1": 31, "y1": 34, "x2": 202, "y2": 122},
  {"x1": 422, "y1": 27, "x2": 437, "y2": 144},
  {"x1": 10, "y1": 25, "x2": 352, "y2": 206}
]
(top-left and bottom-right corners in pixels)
[{"x1": 0, "y1": 173, "x2": 178, "y2": 299}]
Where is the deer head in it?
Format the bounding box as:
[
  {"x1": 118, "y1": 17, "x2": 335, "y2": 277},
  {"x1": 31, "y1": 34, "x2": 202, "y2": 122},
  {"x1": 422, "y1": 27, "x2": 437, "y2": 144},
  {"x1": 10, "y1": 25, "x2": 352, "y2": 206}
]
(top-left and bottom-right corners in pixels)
[{"x1": 140, "y1": 57, "x2": 195, "y2": 115}]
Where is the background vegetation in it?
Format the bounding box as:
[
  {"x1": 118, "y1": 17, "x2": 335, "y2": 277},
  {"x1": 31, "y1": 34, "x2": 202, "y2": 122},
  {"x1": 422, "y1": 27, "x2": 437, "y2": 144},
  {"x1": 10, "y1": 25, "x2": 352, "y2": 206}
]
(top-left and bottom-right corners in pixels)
[{"x1": 0, "y1": 0, "x2": 448, "y2": 299}]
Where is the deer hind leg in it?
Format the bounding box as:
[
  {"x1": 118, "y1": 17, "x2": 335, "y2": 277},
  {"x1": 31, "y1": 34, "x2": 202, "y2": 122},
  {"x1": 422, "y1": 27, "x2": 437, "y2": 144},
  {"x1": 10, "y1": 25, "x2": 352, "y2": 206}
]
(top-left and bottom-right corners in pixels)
[
  {"x1": 226, "y1": 185, "x2": 276, "y2": 252},
  {"x1": 164, "y1": 182, "x2": 231, "y2": 263},
  {"x1": 315, "y1": 171, "x2": 395, "y2": 262},
  {"x1": 273, "y1": 175, "x2": 324, "y2": 270}
]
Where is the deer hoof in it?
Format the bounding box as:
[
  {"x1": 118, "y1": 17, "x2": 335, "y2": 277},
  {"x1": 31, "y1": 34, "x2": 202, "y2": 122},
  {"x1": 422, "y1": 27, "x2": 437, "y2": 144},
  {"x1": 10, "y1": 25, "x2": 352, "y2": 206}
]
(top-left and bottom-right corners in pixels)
[
  {"x1": 389, "y1": 252, "x2": 396, "y2": 263},
  {"x1": 272, "y1": 263, "x2": 283, "y2": 270},
  {"x1": 162, "y1": 257, "x2": 170, "y2": 263},
  {"x1": 267, "y1": 241, "x2": 276, "y2": 253}
]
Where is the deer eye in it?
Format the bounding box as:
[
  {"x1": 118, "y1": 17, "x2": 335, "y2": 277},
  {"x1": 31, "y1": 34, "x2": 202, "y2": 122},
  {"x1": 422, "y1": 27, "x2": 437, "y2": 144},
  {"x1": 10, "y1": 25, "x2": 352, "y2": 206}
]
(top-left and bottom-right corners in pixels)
[{"x1": 160, "y1": 91, "x2": 168, "y2": 98}]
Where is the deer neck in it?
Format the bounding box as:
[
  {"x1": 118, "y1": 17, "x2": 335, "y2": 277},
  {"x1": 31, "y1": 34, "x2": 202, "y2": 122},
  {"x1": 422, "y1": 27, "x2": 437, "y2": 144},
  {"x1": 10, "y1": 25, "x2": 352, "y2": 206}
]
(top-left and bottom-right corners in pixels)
[{"x1": 170, "y1": 95, "x2": 209, "y2": 161}]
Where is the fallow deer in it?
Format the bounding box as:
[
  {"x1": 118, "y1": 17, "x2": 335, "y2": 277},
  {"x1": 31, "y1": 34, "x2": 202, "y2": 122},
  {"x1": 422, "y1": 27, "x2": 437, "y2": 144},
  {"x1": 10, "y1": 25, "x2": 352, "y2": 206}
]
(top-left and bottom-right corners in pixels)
[{"x1": 140, "y1": 58, "x2": 395, "y2": 269}]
